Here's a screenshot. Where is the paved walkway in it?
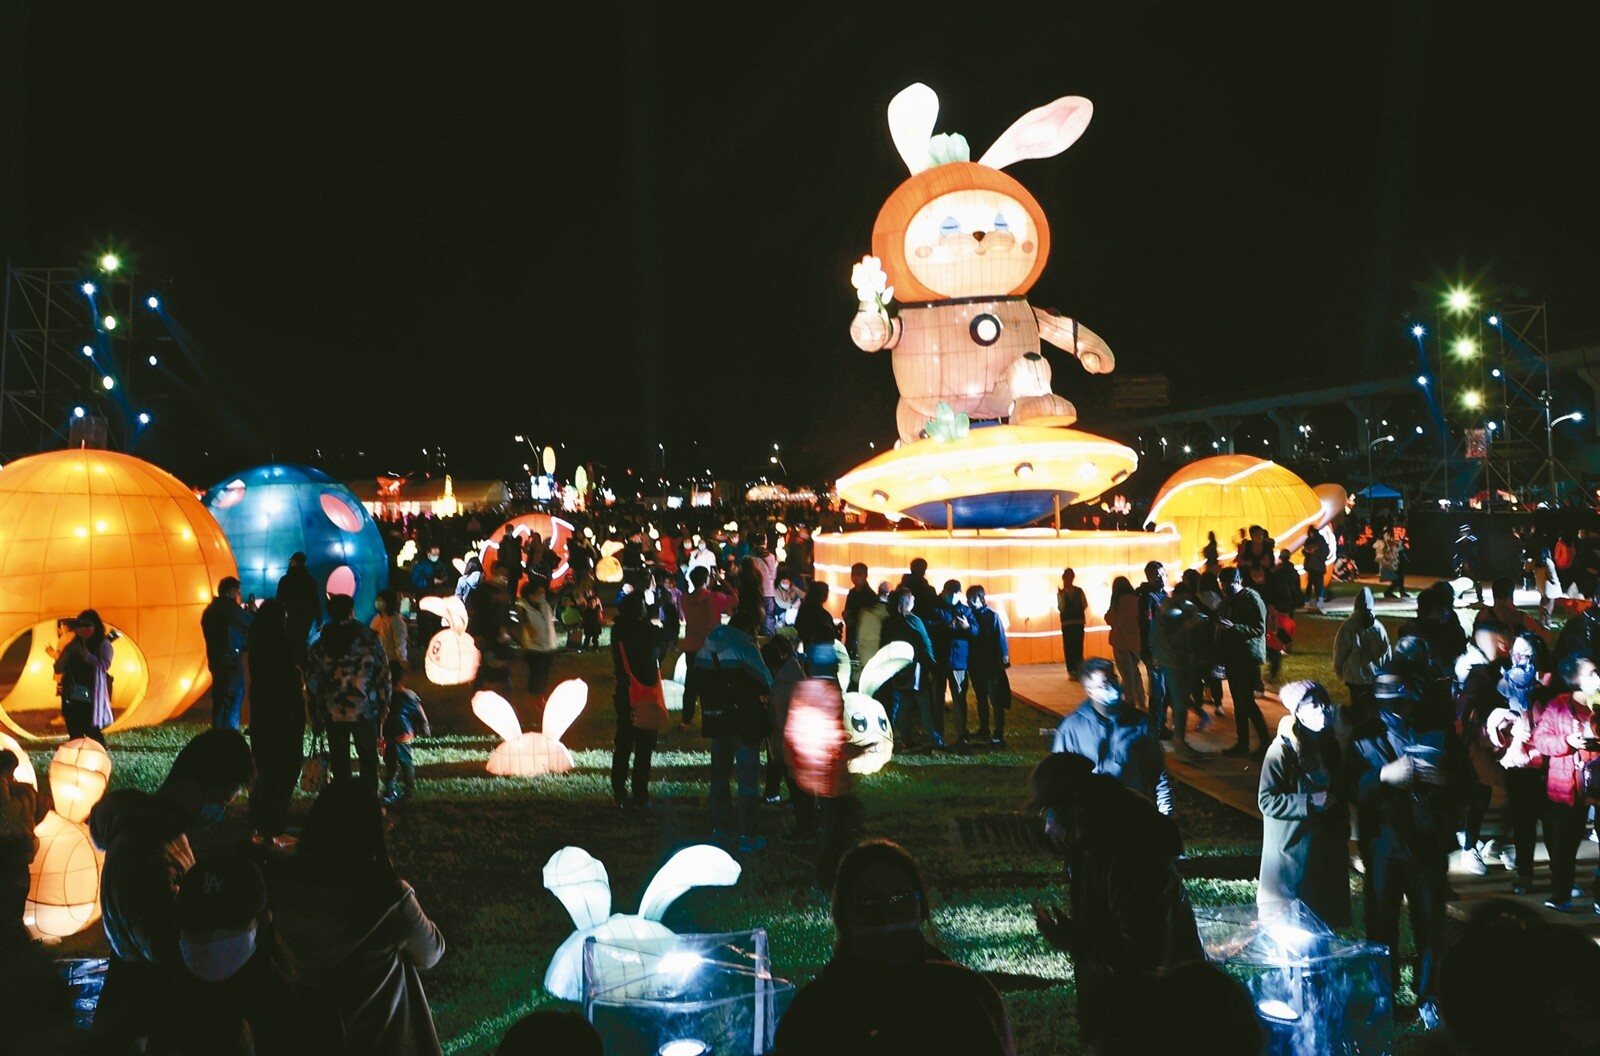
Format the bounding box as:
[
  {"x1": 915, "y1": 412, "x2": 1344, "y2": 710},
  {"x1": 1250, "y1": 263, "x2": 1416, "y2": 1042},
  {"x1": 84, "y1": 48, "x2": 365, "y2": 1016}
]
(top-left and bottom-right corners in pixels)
[{"x1": 1008, "y1": 661, "x2": 1600, "y2": 942}]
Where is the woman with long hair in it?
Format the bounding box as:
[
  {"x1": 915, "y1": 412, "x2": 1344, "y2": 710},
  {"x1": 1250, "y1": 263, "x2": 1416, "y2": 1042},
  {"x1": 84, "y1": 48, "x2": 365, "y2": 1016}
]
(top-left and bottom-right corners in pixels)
[
  {"x1": 246, "y1": 599, "x2": 306, "y2": 844},
  {"x1": 270, "y1": 781, "x2": 445, "y2": 1055},
  {"x1": 53, "y1": 608, "x2": 113, "y2": 744},
  {"x1": 1104, "y1": 576, "x2": 1146, "y2": 710}
]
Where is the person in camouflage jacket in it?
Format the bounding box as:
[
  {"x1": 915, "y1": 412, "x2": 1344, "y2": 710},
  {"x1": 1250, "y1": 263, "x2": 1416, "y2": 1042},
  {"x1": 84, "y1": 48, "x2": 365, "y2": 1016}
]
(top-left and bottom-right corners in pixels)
[{"x1": 307, "y1": 593, "x2": 392, "y2": 792}]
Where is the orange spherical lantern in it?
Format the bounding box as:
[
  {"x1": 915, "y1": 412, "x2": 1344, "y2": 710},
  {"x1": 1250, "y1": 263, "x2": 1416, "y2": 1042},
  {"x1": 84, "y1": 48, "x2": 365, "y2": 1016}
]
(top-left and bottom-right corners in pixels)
[
  {"x1": 0, "y1": 449, "x2": 237, "y2": 741},
  {"x1": 1148, "y1": 456, "x2": 1322, "y2": 570},
  {"x1": 47, "y1": 737, "x2": 110, "y2": 824}
]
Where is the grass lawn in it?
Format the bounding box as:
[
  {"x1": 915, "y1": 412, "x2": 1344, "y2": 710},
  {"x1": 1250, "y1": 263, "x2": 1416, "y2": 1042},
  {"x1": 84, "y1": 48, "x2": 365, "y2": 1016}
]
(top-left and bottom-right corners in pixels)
[{"x1": 33, "y1": 579, "x2": 1486, "y2": 1054}]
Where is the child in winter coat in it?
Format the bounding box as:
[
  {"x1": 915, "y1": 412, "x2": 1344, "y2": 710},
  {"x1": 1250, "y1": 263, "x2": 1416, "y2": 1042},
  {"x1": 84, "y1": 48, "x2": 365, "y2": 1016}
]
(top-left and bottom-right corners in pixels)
[{"x1": 383, "y1": 661, "x2": 432, "y2": 804}]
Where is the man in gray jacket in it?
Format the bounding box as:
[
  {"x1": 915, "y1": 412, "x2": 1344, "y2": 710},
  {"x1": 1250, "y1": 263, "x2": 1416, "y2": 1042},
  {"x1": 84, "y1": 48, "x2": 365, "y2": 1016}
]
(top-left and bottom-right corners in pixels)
[{"x1": 1050, "y1": 658, "x2": 1172, "y2": 815}]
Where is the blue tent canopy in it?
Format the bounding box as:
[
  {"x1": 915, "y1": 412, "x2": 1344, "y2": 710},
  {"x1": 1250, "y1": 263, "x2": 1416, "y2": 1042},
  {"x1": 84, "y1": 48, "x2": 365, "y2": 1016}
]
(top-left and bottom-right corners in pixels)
[{"x1": 1355, "y1": 484, "x2": 1403, "y2": 500}]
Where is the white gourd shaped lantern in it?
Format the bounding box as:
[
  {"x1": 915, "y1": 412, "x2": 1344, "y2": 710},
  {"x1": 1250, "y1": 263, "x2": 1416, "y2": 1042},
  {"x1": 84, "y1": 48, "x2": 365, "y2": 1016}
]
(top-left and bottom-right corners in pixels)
[{"x1": 25, "y1": 738, "x2": 112, "y2": 940}]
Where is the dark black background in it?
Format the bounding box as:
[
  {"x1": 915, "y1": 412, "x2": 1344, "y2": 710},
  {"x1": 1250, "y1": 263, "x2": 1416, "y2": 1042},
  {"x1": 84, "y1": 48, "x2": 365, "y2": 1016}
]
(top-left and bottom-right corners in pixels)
[{"x1": 4, "y1": 1, "x2": 1596, "y2": 486}]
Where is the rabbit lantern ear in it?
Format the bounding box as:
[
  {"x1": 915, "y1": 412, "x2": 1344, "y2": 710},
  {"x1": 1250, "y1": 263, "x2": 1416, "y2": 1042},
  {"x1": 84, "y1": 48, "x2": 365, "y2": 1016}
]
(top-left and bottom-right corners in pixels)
[
  {"x1": 471, "y1": 690, "x2": 523, "y2": 743},
  {"x1": 979, "y1": 96, "x2": 1093, "y2": 172},
  {"x1": 541, "y1": 679, "x2": 588, "y2": 744},
  {"x1": 637, "y1": 845, "x2": 741, "y2": 922},
  {"x1": 888, "y1": 82, "x2": 940, "y2": 175},
  {"x1": 544, "y1": 847, "x2": 611, "y2": 930}
]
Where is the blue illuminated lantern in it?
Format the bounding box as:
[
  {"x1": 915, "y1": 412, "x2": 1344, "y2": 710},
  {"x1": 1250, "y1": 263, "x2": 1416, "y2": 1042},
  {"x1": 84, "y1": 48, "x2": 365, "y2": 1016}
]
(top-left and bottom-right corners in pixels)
[{"x1": 202, "y1": 464, "x2": 388, "y2": 620}]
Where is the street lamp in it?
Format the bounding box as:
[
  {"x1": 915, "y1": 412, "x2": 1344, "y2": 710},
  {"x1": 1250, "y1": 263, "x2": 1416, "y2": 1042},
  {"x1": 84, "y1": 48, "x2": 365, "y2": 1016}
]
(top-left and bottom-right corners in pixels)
[
  {"x1": 1366, "y1": 433, "x2": 1395, "y2": 515},
  {"x1": 1548, "y1": 409, "x2": 1585, "y2": 504}
]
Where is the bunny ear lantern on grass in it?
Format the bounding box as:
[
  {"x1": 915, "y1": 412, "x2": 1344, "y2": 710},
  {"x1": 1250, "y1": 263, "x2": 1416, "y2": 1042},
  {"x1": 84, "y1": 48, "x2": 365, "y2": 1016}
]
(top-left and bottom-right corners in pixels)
[
  {"x1": 418, "y1": 595, "x2": 478, "y2": 686},
  {"x1": 472, "y1": 679, "x2": 587, "y2": 776},
  {"x1": 542, "y1": 844, "x2": 742, "y2": 1002}
]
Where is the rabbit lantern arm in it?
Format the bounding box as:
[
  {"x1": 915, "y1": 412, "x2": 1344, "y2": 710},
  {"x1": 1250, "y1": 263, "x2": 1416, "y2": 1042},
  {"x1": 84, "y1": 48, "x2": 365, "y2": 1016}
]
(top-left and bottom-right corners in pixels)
[
  {"x1": 543, "y1": 847, "x2": 612, "y2": 930},
  {"x1": 637, "y1": 845, "x2": 742, "y2": 922},
  {"x1": 1034, "y1": 309, "x2": 1115, "y2": 375}
]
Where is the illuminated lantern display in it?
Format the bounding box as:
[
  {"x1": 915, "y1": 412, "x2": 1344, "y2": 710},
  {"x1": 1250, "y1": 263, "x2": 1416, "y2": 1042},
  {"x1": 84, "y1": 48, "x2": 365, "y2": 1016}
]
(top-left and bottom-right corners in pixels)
[
  {"x1": 595, "y1": 541, "x2": 625, "y2": 584},
  {"x1": 0, "y1": 449, "x2": 238, "y2": 740},
  {"x1": 843, "y1": 642, "x2": 911, "y2": 776},
  {"x1": 814, "y1": 529, "x2": 1182, "y2": 666},
  {"x1": 1312, "y1": 483, "x2": 1349, "y2": 528},
  {"x1": 418, "y1": 595, "x2": 478, "y2": 686},
  {"x1": 0, "y1": 731, "x2": 37, "y2": 787},
  {"x1": 850, "y1": 83, "x2": 1114, "y2": 444},
  {"x1": 1148, "y1": 456, "x2": 1323, "y2": 570},
  {"x1": 659, "y1": 653, "x2": 688, "y2": 712},
  {"x1": 25, "y1": 738, "x2": 112, "y2": 939},
  {"x1": 542, "y1": 844, "x2": 742, "y2": 1002},
  {"x1": 477, "y1": 512, "x2": 575, "y2": 590},
  {"x1": 203, "y1": 464, "x2": 389, "y2": 621},
  {"x1": 471, "y1": 680, "x2": 586, "y2": 776}
]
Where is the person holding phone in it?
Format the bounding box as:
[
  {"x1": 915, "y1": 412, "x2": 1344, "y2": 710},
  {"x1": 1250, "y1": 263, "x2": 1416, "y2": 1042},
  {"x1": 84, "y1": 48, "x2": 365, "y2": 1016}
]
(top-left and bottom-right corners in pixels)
[{"x1": 54, "y1": 609, "x2": 114, "y2": 744}]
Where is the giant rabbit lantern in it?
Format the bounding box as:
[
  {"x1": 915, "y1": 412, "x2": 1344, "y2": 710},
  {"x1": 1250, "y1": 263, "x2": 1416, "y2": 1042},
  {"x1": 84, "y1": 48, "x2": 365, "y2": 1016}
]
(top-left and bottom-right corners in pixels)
[{"x1": 851, "y1": 83, "x2": 1115, "y2": 444}]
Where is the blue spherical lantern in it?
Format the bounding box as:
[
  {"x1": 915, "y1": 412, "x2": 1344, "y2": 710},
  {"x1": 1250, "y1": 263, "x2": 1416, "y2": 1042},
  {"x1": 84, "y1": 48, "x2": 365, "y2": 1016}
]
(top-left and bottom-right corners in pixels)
[{"x1": 202, "y1": 464, "x2": 388, "y2": 621}]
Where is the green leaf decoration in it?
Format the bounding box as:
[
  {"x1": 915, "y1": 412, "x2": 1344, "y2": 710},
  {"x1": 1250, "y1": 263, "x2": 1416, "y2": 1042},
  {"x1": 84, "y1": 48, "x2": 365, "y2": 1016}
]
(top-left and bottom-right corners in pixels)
[
  {"x1": 924, "y1": 401, "x2": 970, "y2": 443},
  {"x1": 928, "y1": 133, "x2": 971, "y2": 166}
]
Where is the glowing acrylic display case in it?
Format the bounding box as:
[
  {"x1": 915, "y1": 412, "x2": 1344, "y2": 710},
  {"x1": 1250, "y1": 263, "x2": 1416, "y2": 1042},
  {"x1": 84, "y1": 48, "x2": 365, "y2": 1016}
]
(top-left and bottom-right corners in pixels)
[
  {"x1": 581, "y1": 929, "x2": 794, "y2": 1056},
  {"x1": 1196, "y1": 901, "x2": 1391, "y2": 1056}
]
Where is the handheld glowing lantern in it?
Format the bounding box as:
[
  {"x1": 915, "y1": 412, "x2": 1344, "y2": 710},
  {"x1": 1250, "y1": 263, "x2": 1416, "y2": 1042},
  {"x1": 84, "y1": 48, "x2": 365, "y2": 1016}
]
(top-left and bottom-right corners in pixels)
[
  {"x1": 1148, "y1": 456, "x2": 1322, "y2": 570},
  {"x1": 850, "y1": 83, "x2": 1113, "y2": 444},
  {"x1": 417, "y1": 595, "x2": 478, "y2": 686},
  {"x1": 0, "y1": 449, "x2": 237, "y2": 740},
  {"x1": 543, "y1": 844, "x2": 742, "y2": 1002},
  {"x1": 472, "y1": 680, "x2": 586, "y2": 776},
  {"x1": 202, "y1": 464, "x2": 388, "y2": 621},
  {"x1": 25, "y1": 738, "x2": 112, "y2": 939}
]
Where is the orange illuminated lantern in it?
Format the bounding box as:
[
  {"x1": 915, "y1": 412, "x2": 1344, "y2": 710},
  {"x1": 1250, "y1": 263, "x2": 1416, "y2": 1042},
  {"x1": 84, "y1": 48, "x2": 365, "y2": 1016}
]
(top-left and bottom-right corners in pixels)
[
  {"x1": 472, "y1": 680, "x2": 586, "y2": 776},
  {"x1": 477, "y1": 513, "x2": 576, "y2": 589},
  {"x1": 595, "y1": 541, "x2": 625, "y2": 584},
  {"x1": 784, "y1": 677, "x2": 850, "y2": 799},
  {"x1": 1148, "y1": 456, "x2": 1323, "y2": 570},
  {"x1": 0, "y1": 449, "x2": 237, "y2": 741},
  {"x1": 0, "y1": 730, "x2": 37, "y2": 788},
  {"x1": 25, "y1": 737, "x2": 112, "y2": 939},
  {"x1": 418, "y1": 595, "x2": 479, "y2": 686},
  {"x1": 1312, "y1": 484, "x2": 1350, "y2": 527}
]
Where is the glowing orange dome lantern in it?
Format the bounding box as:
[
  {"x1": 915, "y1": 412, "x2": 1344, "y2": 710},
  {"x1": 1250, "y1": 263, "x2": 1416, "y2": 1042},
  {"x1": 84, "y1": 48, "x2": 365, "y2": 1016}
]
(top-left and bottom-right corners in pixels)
[
  {"x1": 1148, "y1": 456, "x2": 1322, "y2": 570},
  {"x1": 0, "y1": 449, "x2": 238, "y2": 740}
]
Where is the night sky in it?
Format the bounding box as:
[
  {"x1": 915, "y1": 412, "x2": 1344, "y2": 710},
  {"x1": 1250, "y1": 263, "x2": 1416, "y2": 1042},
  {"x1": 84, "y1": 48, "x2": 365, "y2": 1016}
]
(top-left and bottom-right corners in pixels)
[{"x1": 4, "y1": 1, "x2": 1597, "y2": 488}]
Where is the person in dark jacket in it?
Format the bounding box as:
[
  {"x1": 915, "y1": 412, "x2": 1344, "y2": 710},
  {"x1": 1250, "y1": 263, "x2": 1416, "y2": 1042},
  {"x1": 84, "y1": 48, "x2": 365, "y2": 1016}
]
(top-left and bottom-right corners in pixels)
[
  {"x1": 1346, "y1": 672, "x2": 1472, "y2": 1028},
  {"x1": 1257, "y1": 681, "x2": 1350, "y2": 926},
  {"x1": 1049, "y1": 658, "x2": 1172, "y2": 814},
  {"x1": 1030, "y1": 755, "x2": 1204, "y2": 1049},
  {"x1": 774, "y1": 839, "x2": 1014, "y2": 1056},
  {"x1": 842, "y1": 562, "x2": 879, "y2": 660},
  {"x1": 610, "y1": 591, "x2": 662, "y2": 808},
  {"x1": 880, "y1": 588, "x2": 943, "y2": 751},
  {"x1": 276, "y1": 552, "x2": 322, "y2": 667},
  {"x1": 1553, "y1": 590, "x2": 1600, "y2": 663},
  {"x1": 202, "y1": 577, "x2": 255, "y2": 730},
  {"x1": 245, "y1": 600, "x2": 306, "y2": 844},
  {"x1": 694, "y1": 610, "x2": 772, "y2": 852},
  {"x1": 1134, "y1": 562, "x2": 1169, "y2": 736},
  {"x1": 88, "y1": 729, "x2": 255, "y2": 1051},
  {"x1": 1216, "y1": 566, "x2": 1270, "y2": 758},
  {"x1": 794, "y1": 581, "x2": 839, "y2": 661},
  {"x1": 966, "y1": 585, "x2": 1010, "y2": 746},
  {"x1": 931, "y1": 580, "x2": 978, "y2": 747},
  {"x1": 159, "y1": 851, "x2": 347, "y2": 1055}
]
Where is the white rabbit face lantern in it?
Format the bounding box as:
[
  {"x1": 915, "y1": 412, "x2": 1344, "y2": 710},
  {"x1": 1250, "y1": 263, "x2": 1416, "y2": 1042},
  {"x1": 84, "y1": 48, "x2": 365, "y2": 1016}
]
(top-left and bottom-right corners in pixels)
[
  {"x1": 472, "y1": 680, "x2": 586, "y2": 776},
  {"x1": 852, "y1": 83, "x2": 1116, "y2": 444},
  {"x1": 418, "y1": 595, "x2": 478, "y2": 686},
  {"x1": 842, "y1": 642, "x2": 912, "y2": 775},
  {"x1": 542, "y1": 844, "x2": 741, "y2": 1002}
]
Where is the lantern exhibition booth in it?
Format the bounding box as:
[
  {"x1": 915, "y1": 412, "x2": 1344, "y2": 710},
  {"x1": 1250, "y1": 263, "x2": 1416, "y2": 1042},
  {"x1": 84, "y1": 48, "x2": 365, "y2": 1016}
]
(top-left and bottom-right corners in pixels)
[
  {"x1": 0, "y1": 449, "x2": 238, "y2": 740},
  {"x1": 202, "y1": 463, "x2": 389, "y2": 621}
]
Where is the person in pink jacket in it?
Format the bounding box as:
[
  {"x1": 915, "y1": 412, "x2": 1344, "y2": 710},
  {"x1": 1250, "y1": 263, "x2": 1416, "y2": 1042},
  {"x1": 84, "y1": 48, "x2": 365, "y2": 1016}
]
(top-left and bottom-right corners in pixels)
[{"x1": 1531, "y1": 653, "x2": 1600, "y2": 912}]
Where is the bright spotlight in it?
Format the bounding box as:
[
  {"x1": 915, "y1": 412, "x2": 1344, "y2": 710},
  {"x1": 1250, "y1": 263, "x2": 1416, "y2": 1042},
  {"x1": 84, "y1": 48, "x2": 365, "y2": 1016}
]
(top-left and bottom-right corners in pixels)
[
  {"x1": 1454, "y1": 337, "x2": 1476, "y2": 358},
  {"x1": 137, "y1": 412, "x2": 151, "y2": 425},
  {"x1": 102, "y1": 315, "x2": 118, "y2": 331},
  {"x1": 1487, "y1": 421, "x2": 1497, "y2": 431},
  {"x1": 1575, "y1": 412, "x2": 1586, "y2": 423},
  {"x1": 147, "y1": 354, "x2": 158, "y2": 366},
  {"x1": 98, "y1": 253, "x2": 120, "y2": 273},
  {"x1": 768, "y1": 455, "x2": 778, "y2": 464},
  {"x1": 1491, "y1": 368, "x2": 1501, "y2": 378},
  {"x1": 80, "y1": 345, "x2": 93, "y2": 358},
  {"x1": 72, "y1": 406, "x2": 85, "y2": 419},
  {"x1": 1415, "y1": 425, "x2": 1424, "y2": 434},
  {"x1": 1416, "y1": 375, "x2": 1429, "y2": 386},
  {"x1": 100, "y1": 376, "x2": 115, "y2": 391},
  {"x1": 1462, "y1": 390, "x2": 1482, "y2": 409},
  {"x1": 1488, "y1": 315, "x2": 1499, "y2": 326},
  {"x1": 1410, "y1": 324, "x2": 1425, "y2": 338},
  {"x1": 80, "y1": 282, "x2": 96, "y2": 296},
  {"x1": 1446, "y1": 286, "x2": 1473, "y2": 314},
  {"x1": 146, "y1": 295, "x2": 159, "y2": 310}
]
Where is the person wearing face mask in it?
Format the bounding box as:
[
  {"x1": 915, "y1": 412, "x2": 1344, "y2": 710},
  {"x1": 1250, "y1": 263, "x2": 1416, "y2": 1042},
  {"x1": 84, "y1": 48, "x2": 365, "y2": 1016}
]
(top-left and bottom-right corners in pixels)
[
  {"x1": 1029, "y1": 756, "x2": 1203, "y2": 1048},
  {"x1": 1257, "y1": 681, "x2": 1350, "y2": 926},
  {"x1": 966, "y1": 585, "x2": 1011, "y2": 746},
  {"x1": 773, "y1": 839, "x2": 1014, "y2": 1056},
  {"x1": 369, "y1": 590, "x2": 410, "y2": 670},
  {"x1": 1346, "y1": 673, "x2": 1471, "y2": 1029},
  {"x1": 1531, "y1": 653, "x2": 1600, "y2": 914},
  {"x1": 1049, "y1": 658, "x2": 1171, "y2": 815},
  {"x1": 1486, "y1": 631, "x2": 1554, "y2": 892},
  {"x1": 1453, "y1": 620, "x2": 1510, "y2": 876},
  {"x1": 932, "y1": 579, "x2": 979, "y2": 748},
  {"x1": 158, "y1": 852, "x2": 346, "y2": 1055},
  {"x1": 52, "y1": 608, "x2": 114, "y2": 744},
  {"x1": 88, "y1": 728, "x2": 256, "y2": 1051}
]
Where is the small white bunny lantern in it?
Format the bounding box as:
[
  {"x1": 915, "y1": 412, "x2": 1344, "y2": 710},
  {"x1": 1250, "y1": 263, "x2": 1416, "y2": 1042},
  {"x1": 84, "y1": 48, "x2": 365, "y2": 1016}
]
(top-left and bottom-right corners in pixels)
[
  {"x1": 418, "y1": 595, "x2": 479, "y2": 686},
  {"x1": 842, "y1": 642, "x2": 913, "y2": 775},
  {"x1": 542, "y1": 844, "x2": 741, "y2": 1002},
  {"x1": 660, "y1": 653, "x2": 688, "y2": 712},
  {"x1": 472, "y1": 680, "x2": 586, "y2": 776}
]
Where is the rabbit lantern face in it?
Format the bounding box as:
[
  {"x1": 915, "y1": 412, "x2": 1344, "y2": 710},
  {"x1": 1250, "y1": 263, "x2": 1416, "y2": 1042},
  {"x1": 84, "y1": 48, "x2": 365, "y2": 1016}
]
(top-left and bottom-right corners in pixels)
[
  {"x1": 472, "y1": 681, "x2": 586, "y2": 776},
  {"x1": 842, "y1": 641, "x2": 912, "y2": 776},
  {"x1": 541, "y1": 844, "x2": 742, "y2": 1002},
  {"x1": 418, "y1": 595, "x2": 479, "y2": 686}
]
